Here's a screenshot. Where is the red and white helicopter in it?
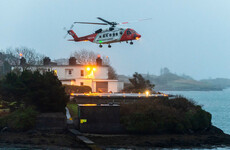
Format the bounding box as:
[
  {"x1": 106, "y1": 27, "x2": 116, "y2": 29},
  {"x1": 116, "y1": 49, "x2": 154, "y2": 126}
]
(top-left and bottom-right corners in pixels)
[{"x1": 65, "y1": 17, "x2": 150, "y2": 48}]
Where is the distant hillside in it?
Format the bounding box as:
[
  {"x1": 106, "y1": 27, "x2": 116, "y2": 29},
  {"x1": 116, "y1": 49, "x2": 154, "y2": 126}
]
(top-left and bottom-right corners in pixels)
[
  {"x1": 200, "y1": 78, "x2": 230, "y2": 90},
  {"x1": 118, "y1": 68, "x2": 230, "y2": 91},
  {"x1": 146, "y1": 73, "x2": 223, "y2": 91},
  {"x1": 117, "y1": 75, "x2": 131, "y2": 83}
]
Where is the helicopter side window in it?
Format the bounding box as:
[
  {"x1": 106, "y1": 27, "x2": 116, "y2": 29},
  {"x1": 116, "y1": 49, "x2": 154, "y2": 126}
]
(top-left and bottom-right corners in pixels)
[
  {"x1": 103, "y1": 34, "x2": 105, "y2": 38},
  {"x1": 109, "y1": 34, "x2": 112, "y2": 37},
  {"x1": 116, "y1": 33, "x2": 118, "y2": 36},
  {"x1": 99, "y1": 35, "x2": 101, "y2": 38},
  {"x1": 127, "y1": 30, "x2": 132, "y2": 35},
  {"x1": 120, "y1": 31, "x2": 123, "y2": 35},
  {"x1": 113, "y1": 33, "x2": 115, "y2": 36},
  {"x1": 106, "y1": 34, "x2": 108, "y2": 37}
]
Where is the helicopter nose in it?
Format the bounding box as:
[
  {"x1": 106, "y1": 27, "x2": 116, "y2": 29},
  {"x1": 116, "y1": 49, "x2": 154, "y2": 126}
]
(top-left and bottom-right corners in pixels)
[{"x1": 135, "y1": 34, "x2": 141, "y2": 40}]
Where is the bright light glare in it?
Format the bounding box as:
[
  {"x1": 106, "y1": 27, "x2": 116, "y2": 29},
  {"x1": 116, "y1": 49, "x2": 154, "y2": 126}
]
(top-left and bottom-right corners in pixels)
[{"x1": 145, "y1": 90, "x2": 150, "y2": 96}]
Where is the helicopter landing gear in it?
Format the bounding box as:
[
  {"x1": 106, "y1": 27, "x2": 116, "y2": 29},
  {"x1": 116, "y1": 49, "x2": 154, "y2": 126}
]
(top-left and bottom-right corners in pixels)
[
  {"x1": 130, "y1": 41, "x2": 133, "y2": 45},
  {"x1": 99, "y1": 44, "x2": 103, "y2": 48},
  {"x1": 108, "y1": 44, "x2": 112, "y2": 48}
]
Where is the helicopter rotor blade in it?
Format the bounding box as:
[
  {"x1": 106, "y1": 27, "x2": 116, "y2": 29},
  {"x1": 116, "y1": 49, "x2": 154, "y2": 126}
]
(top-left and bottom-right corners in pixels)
[
  {"x1": 97, "y1": 17, "x2": 114, "y2": 25},
  {"x1": 64, "y1": 33, "x2": 68, "y2": 39},
  {"x1": 74, "y1": 22, "x2": 108, "y2": 25},
  {"x1": 118, "y1": 18, "x2": 152, "y2": 25},
  {"x1": 70, "y1": 24, "x2": 74, "y2": 29}
]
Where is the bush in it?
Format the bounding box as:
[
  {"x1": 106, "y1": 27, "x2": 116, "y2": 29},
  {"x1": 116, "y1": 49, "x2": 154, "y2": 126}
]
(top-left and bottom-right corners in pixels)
[
  {"x1": 63, "y1": 85, "x2": 92, "y2": 94},
  {"x1": 0, "y1": 106, "x2": 38, "y2": 131},
  {"x1": 67, "y1": 103, "x2": 78, "y2": 118},
  {"x1": 123, "y1": 72, "x2": 155, "y2": 93},
  {"x1": 0, "y1": 70, "x2": 69, "y2": 113},
  {"x1": 120, "y1": 97, "x2": 212, "y2": 134}
]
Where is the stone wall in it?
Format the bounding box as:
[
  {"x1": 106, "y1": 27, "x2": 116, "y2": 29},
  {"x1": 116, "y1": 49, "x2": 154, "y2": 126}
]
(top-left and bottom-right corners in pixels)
[{"x1": 36, "y1": 113, "x2": 67, "y2": 131}]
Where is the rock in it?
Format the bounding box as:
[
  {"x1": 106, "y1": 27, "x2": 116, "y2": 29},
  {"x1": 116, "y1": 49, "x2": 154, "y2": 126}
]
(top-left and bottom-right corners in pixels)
[{"x1": 207, "y1": 126, "x2": 224, "y2": 135}]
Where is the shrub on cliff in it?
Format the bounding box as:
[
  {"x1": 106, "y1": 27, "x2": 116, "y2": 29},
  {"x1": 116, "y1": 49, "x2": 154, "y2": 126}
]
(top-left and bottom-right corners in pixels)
[
  {"x1": 120, "y1": 97, "x2": 212, "y2": 134},
  {"x1": 0, "y1": 70, "x2": 69, "y2": 113},
  {"x1": 0, "y1": 106, "x2": 38, "y2": 131},
  {"x1": 63, "y1": 85, "x2": 92, "y2": 94}
]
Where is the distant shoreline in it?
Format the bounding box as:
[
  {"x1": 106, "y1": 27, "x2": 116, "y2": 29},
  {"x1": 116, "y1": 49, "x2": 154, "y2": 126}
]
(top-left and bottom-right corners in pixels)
[{"x1": 158, "y1": 89, "x2": 223, "y2": 92}]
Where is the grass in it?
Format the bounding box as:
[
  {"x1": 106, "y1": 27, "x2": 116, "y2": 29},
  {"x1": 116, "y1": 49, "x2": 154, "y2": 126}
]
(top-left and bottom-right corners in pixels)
[
  {"x1": 0, "y1": 108, "x2": 10, "y2": 113},
  {"x1": 67, "y1": 103, "x2": 78, "y2": 118},
  {"x1": 0, "y1": 106, "x2": 38, "y2": 131}
]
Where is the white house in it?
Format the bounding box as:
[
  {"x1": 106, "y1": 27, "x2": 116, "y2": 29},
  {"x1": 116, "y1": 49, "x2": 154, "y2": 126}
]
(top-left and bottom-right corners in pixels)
[{"x1": 12, "y1": 56, "x2": 124, "y2": 93}]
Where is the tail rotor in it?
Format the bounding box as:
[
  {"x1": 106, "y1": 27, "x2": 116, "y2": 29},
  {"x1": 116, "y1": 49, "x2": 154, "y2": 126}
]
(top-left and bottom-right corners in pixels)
[{"x1": 64, "y1": 24, "x2": 74, "y2": 39}]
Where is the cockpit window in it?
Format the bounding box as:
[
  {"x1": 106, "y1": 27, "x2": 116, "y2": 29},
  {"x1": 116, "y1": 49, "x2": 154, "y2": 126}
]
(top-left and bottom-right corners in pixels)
[
  {"x1": 131, "y1": 30, "x2": 136, "y2": 33},
  {"x1": 127, "y1": 30, "x2": 132, "y2": 35}
]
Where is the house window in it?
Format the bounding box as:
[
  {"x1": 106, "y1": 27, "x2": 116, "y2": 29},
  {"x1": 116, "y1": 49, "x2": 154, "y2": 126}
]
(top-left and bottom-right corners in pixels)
[
  {"x1": 81, "y1": 70, "x2": 84, "y2": 76},
  {"x1": 69, "y1": 70, "x2": 72, "y2": 75},
  {"x1": 80, "y1": 82, "x2": 84, "y2": 86}
]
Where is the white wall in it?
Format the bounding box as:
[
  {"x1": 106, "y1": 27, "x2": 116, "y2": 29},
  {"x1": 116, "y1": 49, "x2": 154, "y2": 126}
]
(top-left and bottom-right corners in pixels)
[
  {"x1": 108, "y1": 81, "x2": 118, "y2": 93},
  {"x1": 52, "y1": 65, "x2": 108, "y2": 80},
  {"x1": 117, "y1": 82, "x2": 124, "y2": 92}
]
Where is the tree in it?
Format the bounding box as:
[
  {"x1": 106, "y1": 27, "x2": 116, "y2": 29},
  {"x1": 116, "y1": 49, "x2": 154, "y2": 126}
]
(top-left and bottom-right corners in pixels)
[
  {"x1": 71, "y1": 49, "x2": 118, "y2": 79},
  {"x1": 160, "y1": 67, "x2": 171, "y2": 75},
  {"x1": 72, "y1": 49, "x2": 98, "y2": 65},
  {"x1": 5, "y1": 47, "x2": 45, "y2": 66},
  {"x1": 124, "y1": 72, "x2": 155, "y2": 93},
  {"x1": 0, "y1": 70, "x2": 69, "y2": 113}
]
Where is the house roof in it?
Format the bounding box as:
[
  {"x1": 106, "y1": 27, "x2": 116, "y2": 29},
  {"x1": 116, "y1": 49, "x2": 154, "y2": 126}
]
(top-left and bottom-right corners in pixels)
[{"x1": 12, "y1": 64, "x2": 109, "y2": 67}]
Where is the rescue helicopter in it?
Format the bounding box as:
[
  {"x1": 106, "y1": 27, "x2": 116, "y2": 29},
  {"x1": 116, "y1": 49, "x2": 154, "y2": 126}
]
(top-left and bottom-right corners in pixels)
[{"x1": 64, "y1": 17, "x2": 150, "y2": 48}]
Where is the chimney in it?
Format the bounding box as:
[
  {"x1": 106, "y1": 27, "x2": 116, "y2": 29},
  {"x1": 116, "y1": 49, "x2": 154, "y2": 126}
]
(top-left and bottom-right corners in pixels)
[
  {"x1": 43, "y1": 57, "x2": 51, "y2": 65},
  {"x1": 69, "y1": 57, "x2": 76, "y2": 65},
  {"x1": 96, "y1": 55, "x2": 102, "y2": 66},
  {"x1": 20, "y1": 57, "x2": 26, "y2": 66}
]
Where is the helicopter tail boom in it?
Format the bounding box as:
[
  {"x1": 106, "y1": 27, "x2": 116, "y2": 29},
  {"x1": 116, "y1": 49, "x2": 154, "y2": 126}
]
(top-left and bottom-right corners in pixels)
[{"x1": 68, "y1": 30, "x2": 79, "y2": 41}]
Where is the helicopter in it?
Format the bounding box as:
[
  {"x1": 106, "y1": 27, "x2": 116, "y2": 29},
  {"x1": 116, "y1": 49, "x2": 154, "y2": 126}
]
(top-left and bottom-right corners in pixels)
[{"x1": 65, "y1": 17, "x2": 150, "y2": 48}]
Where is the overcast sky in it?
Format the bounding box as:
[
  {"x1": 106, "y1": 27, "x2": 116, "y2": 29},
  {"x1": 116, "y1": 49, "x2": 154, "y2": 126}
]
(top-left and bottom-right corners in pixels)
[{"x1": 1, "y1": 0, "x2": 230, "y2": 79}]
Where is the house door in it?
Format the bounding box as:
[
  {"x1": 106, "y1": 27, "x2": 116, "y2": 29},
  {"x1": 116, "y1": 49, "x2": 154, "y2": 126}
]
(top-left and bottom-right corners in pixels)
[{"x1": 96, "y1": 82, "x2": 108, "y2": 93}]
